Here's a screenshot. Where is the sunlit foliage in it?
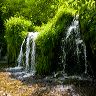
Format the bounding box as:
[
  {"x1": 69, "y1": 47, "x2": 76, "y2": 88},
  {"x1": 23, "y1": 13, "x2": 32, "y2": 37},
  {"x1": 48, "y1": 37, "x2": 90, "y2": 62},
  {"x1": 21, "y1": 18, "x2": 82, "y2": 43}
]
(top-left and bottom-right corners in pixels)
[
  {"x1": 1, "y1": 0, "x2": 58, "y2": 25},
  {"x1": 5, "y1": 17, "x2": 31, "y2": 63},
  {"x1": 0, "y1": 0, "x2": 96, "y2": 76},
  {"x1": 36, "y1": 6, "x2": 74, "y2": 75}
]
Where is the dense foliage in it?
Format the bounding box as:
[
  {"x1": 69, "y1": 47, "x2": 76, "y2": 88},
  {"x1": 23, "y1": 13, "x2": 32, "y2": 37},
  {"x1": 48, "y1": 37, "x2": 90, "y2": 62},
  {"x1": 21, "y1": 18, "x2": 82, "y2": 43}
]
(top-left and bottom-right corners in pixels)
[
  {"x1": 78, "y1": 1, "x2": 96, "y2": 77},
  {"x1": 5, "y1": 17, "x2": 31, "y2": 63},
  {"x1": 0, "y1": 0, "x2": 96, "y2": 76},
  {"x1": 1, "y1": 0, "x2": 58, "y2": 25},
  {"x1": 36, "y1": 6, "x2": 74, "y2": 75}
]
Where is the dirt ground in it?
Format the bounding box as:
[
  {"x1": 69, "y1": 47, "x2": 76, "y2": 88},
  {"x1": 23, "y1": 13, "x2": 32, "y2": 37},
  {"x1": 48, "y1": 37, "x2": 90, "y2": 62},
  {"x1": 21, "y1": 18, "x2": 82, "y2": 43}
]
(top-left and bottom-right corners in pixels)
[
  {"x1": 0, "y1": 71, "x2": 96, "y2": 96},
  {"x1": 0, "y1": 72, "x2": 81, "y2": 96}
]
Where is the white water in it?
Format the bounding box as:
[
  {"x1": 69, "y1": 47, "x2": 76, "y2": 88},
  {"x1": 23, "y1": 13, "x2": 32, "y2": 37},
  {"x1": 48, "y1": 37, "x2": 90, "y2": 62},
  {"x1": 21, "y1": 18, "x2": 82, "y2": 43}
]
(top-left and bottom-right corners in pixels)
[
  {"x1": 21, "y1": 32, "x2": 38, "y2": 73},
  {"x1": 66, "y1": 18, "x2": 79, "y2": 39},
  {"x1": 6, "y1": 17, "x2": 88, "y2": 80},
  {"x1": 61, "y1": 16, "x2": 87, "y2": 74},
  {"x1": 7, "y1": 32, "x2": 38, "y2": 80},
  {"x1": 17, "y1": 39, "x2": 25, "y2": 67},
  {"x1": 84, "y1": 45, "x2": 87, "y2": 74},
  {"x1": 61, "y1": 38, "x2": 66, "y2": 72},
  {"x1": 25, "y1": 32, "x2": 38, "y2": 73},
  {"x1": 25, "y1": 33, "x2": 31, "y2": 71},
  {"x1": 31, "y1": 38, "x2": 36, "y2": 73}
]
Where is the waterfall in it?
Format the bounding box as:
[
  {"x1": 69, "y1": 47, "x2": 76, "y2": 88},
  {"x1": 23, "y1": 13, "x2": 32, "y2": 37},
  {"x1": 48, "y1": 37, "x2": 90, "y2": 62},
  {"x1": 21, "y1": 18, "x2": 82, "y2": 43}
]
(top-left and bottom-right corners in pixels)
[
  {"x1": 6, "y1": 32, "x2": 38, "y2": 80},
  {"x1": 84, "y1": 45, "x2": 87, "y2": 74},
  {"x1": 61, "y1": 16, "x2": 87, "y2": 75},
  {"x1": 18, "y1": 32, "x2": 38, "y2": 73},
  {"x1": 31, "y1": 38, "x2": 36, "y2": 73},
  {"x1": 25, "y1": 33, "x2": 30, "y2": 71},
  {"x1": 61, "y1": 38, "x2": 66, "y2": 73},
  {"x1": 17, "y1": 38, "x2": 25, "y2": 67}
]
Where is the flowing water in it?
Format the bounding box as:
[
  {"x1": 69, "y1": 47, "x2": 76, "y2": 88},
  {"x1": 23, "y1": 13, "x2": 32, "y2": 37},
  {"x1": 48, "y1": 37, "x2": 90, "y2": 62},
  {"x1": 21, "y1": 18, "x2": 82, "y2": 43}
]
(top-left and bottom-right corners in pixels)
[
  {"x1": 18, "y1": 32, "x2": 38, "y2": 73},
  {"x1": 17, "y1": 38, "x2": 25, "y2": 67},
  {"x1": 6, "y1": 17, "x2": 88, "y2": 80},
  {"x1": 61, "y1": 16, "x2": 88, "y2": 75},
  {"x1": 4, "y1": 18, "x2": 94, "y2": 96},
  {"x1": 6, "y1": 32, "x2": 38, "y2": 80}
]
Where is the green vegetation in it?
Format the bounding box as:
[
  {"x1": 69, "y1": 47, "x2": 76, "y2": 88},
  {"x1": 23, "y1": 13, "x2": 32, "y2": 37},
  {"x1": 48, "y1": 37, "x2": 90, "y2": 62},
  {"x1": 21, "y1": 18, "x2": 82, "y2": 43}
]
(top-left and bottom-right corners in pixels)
[
  {"x1": 1, "y1": 0, "x2": 58, "y2": 25},
  {"x1": 36, "y1": 6, "x2": 75, "y2": 75},
  {"x1": 78, "y1": 0, "x2": 96, "y2": 77},
  {"x1": 0, "y1": 0, "x2": 96, "y2": 76},
  {"x1": 79, "y1": 0, "x2": 96, "y2": 52},
  {"x1": 5, "y1": 17, "x2": 31, "y2": 63}
]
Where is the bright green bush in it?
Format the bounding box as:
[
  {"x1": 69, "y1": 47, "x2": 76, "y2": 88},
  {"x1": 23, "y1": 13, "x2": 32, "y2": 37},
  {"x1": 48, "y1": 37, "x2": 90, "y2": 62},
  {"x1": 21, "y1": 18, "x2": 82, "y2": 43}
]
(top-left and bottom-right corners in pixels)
[
  {"x1": 36, "y1": 6, "x2": 75, "y2": 75},
  {"x1": 5, "y1": 16, "x2": 32, "y2": 63}
]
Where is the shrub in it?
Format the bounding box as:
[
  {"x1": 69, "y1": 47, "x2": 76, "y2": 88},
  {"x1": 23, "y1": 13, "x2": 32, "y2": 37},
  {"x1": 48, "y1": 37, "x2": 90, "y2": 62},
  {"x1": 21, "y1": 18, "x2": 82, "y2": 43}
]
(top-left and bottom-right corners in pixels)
[
  {"x1": 5, "y1": 16, "x2": 32, "y2": 63},
  {"x1": 36, "y1": 6, "x2": 75, "y2": 75}
]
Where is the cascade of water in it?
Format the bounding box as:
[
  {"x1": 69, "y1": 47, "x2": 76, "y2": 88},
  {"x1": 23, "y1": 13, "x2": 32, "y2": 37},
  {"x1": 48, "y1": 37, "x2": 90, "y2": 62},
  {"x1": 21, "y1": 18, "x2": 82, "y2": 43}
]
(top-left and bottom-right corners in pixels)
[
  {"x1": 25, "y1": 33, "x2": 31, "y2": 71},
  {"x1": 61, "y1": 16, "x2": 87, "y2": 74},
  {"x1": 31, "y1": 39, "x2": 36, "y2": 73},
  {"x1": 17, "y1": 39, "x2": 25, "y2": 67},
  {"x1": 61, "y1": 38, "x2": 66, "y2": 73},
  {"x1": 66, "y1": 18, "x2": 79, "y2": 39},
  {"x1": 17, "y1": 32, "x2": 38, "y2": 73},
  {"x1": 75, "y1": 39, "x2": 83, "y2": 64},
  {"x1": 84, "y1": 45, "x2": 87, "y2": 74},
  {"x1": 6, "y1": 32, "x2": 38, "y2": 80}
]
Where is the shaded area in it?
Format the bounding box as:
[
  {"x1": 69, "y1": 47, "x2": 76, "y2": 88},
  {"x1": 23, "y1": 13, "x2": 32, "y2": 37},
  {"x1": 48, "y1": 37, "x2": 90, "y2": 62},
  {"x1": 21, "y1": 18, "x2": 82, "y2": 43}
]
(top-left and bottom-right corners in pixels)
[{"x1": 0, "y1": 69, "x2": 95, "y2": 96}]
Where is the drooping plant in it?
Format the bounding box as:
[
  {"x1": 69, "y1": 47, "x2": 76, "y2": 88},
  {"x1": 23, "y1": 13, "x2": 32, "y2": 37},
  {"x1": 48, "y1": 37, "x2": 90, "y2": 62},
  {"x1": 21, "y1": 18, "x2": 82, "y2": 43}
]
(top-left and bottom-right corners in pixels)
[
  {"x1": 5, "y1": 16, "x2": 32, "y2": 63},
  {"x1": 36, "y1": 6, "x2": 75, "y2": 75}
]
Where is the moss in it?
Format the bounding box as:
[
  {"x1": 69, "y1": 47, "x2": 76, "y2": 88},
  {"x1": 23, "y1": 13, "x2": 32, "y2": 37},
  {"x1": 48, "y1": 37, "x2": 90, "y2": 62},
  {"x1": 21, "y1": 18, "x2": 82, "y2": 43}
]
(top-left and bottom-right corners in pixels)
[{"x1": 35, "y1": 6, "x2": 75, "y2": 75}]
